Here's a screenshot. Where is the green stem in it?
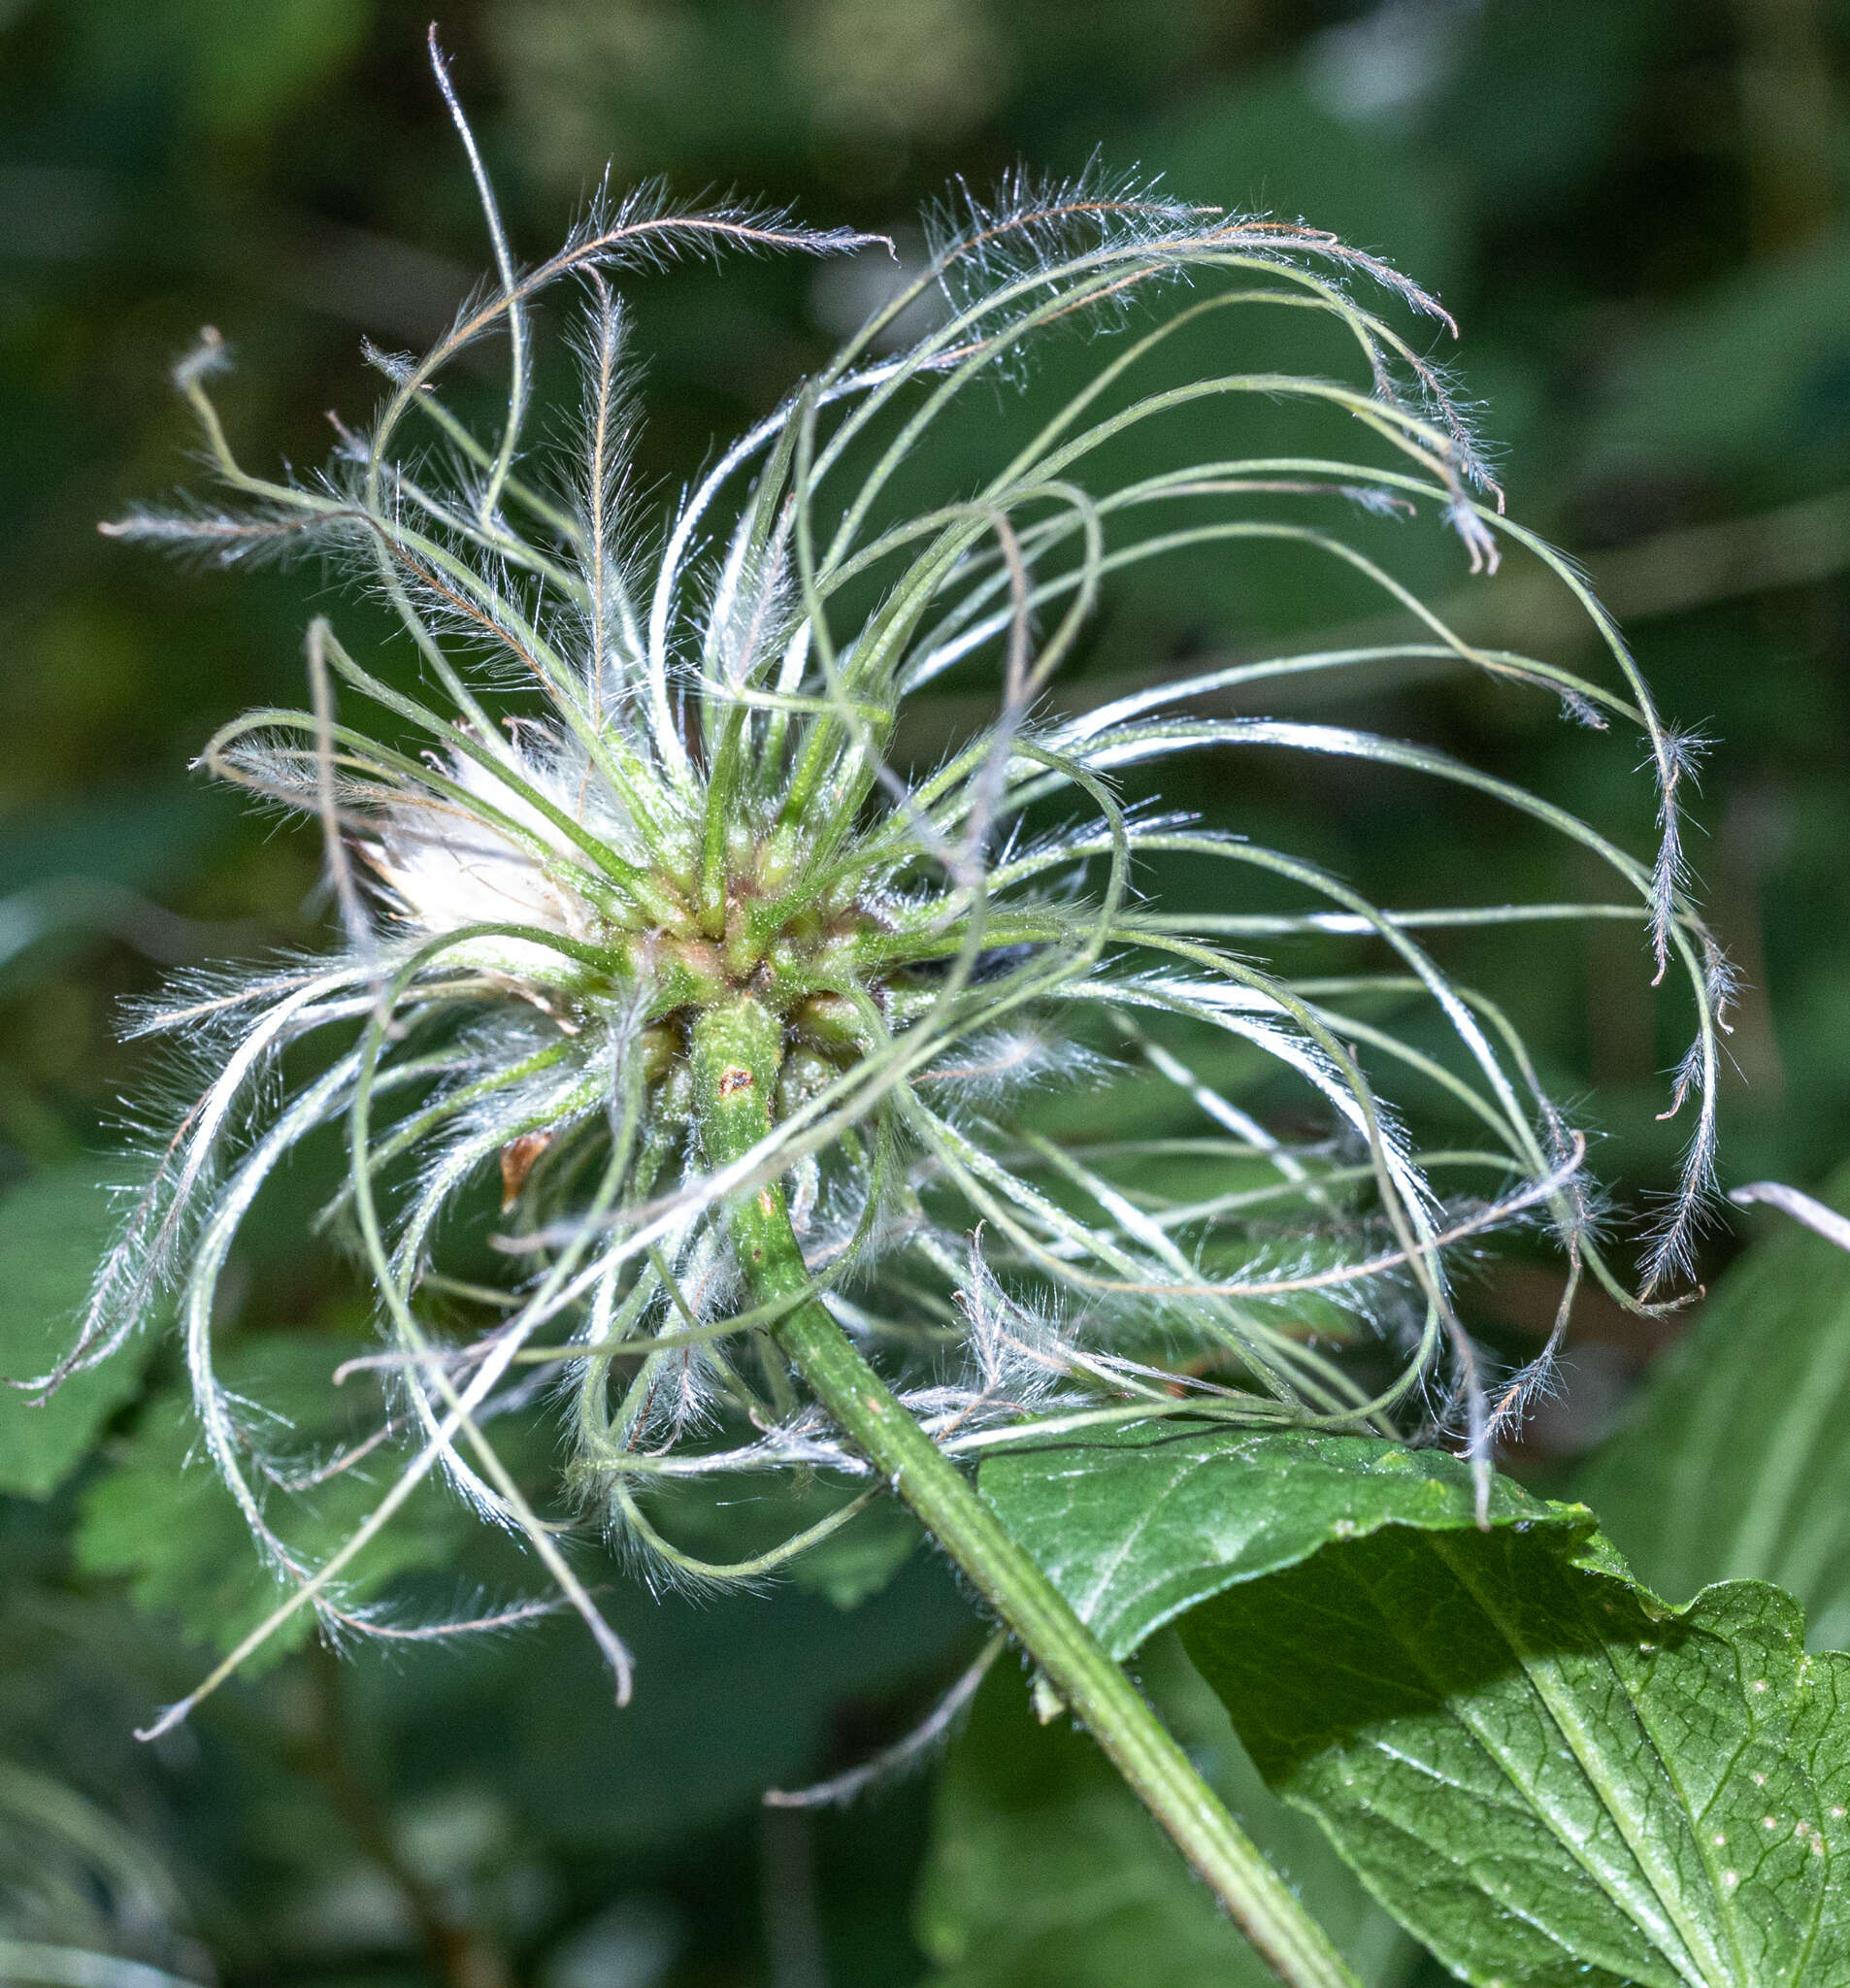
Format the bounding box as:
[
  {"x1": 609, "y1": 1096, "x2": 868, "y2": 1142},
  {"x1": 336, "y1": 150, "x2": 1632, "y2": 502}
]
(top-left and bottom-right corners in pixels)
[{"x1": 689, "y1": 995, "x2": 1361, "y2": 1988}]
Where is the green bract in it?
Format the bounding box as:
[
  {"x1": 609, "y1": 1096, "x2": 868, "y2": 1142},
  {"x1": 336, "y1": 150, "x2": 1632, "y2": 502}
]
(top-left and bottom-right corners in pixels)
[{"x1": 48, "y1": 51, "x2": 1725, "y2": 1733}]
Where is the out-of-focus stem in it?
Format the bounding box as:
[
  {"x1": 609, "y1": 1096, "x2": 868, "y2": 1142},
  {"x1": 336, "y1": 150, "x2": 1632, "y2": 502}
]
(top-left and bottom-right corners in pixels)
[{"x1": 302, "y1": 1642, "x2": 511, "y2": 1988}]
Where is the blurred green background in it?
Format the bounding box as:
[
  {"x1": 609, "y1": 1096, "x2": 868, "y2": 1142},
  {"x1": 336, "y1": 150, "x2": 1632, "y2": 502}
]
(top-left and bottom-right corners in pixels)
[{"x1": 1, "y1": 1, "x2": 1846, "y2": 1982}]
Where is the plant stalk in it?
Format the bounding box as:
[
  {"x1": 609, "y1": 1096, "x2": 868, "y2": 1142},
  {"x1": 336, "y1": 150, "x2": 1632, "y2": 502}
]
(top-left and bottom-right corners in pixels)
[{"x1": 690, "y1": 995, "x2": 1361, "y2": 1988}]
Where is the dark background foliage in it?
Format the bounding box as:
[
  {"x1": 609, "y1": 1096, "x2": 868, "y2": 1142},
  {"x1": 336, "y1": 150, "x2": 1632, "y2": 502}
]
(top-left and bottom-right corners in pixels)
[{"x1": 1, "y1": 2, "x2": 1845, "y2": 1982}]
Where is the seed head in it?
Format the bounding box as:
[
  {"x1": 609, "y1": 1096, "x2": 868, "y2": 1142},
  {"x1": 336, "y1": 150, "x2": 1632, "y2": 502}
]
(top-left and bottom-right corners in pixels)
[{"x1": 50, "y1": 43, "x2": 1724, "y2": 1729}]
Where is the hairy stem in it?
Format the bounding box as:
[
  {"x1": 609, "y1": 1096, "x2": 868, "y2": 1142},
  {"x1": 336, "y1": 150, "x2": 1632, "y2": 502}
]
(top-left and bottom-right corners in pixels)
[{"x1": 689, "y1": 994, "x2": 1361, "y2": 1988}]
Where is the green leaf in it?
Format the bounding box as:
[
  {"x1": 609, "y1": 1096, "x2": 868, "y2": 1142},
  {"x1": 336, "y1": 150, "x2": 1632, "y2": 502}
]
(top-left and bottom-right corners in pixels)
[
  {"x1": 1577, "y1": 1163, "x2": 1850, "y2": 1646},
  {"x1": 1580, "y1": 229, "x2": 1850, "y2": 475},
  {"x1": 916, "y1": 1635, "x2": 1416, "y2": 1987},
  {"x1": 75, "y1": 0, "x2": 374, "y2": 143},
  {"x1": 917, "y1": 1652, "x2": 1276, "y2": 1988},
  {"x1": 1136, "y1": 76, "x2": 1467, "y2": 296},
  {"x1": 983, "y1": 1423, "x2": 1850, "y2": 1986},
  {"x1": 0, "y1": 1168, "x2": 152, "y2": 1498},
  {"x1": 977, "y1": 1423, "x2": 1572, "y2": 1660},
  {"x1": 76, "y1": 1332, "x2": 471, "y2": 1664},
  {"x1": 631, "y1": 1473, "x2": 921, "y2": 1609},
  {"x1": 788, "y1": 1497, "x2": 921, "y2": 1610},
  {"x1": 1181, "y1": 1524, "x2": 1850, "y2": 1988}
]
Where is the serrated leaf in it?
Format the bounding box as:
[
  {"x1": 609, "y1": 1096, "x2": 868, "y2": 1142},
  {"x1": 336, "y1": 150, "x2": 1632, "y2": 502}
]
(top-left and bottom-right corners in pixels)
[
  {"x1": 1578, "y1": 1164, "x2": 1850, "y2": 1646},
  {"x1": 916, "y1": 1637, "x2": 1416, "y2": 1987},
  {"x1": 76, "y1": 1333, "x2": 471, "y2": 1664},
  {"x1": 977, "y1": 1423, "x2": 1574, "y2": 1660},
  {"x1": 1181, "y1": 1526, "x2": 1850, "y2": 1988},
  {"x1": 0, "y1": 1168, "x2": 153, "y2": 1498},
  {"x1": 982, "y1": 1422, "x2": 1850, "y2": 1985}
]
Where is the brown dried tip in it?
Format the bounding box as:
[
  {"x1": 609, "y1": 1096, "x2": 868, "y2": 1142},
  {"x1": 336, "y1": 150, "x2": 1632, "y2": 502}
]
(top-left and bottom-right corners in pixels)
[{"x1": 500, "y1": 1131, "x2": 553, "y2": 1210}]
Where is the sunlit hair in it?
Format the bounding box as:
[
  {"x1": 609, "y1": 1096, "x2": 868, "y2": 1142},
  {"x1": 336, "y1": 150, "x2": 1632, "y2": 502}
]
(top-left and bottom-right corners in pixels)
[{"x1": 36, "y1": 34, "x2": 1726, "y2": 1735}]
